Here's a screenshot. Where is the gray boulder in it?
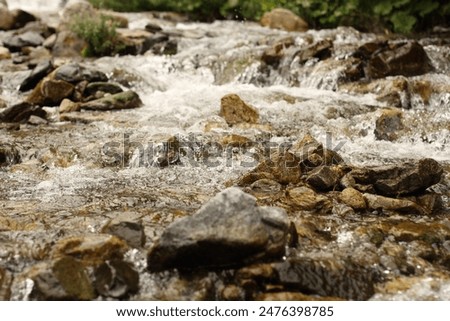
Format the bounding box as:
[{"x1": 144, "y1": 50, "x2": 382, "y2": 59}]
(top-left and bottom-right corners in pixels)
[{"x1": 147, "y1": 187, "x2": 289, "y2": 272}]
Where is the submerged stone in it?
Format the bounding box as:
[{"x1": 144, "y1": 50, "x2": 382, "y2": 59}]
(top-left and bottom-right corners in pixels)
[
  {"x1": 274, "y1": 257, "x2": 375, "y2": 300},
  {"x1": 147, "y1": 187, "x2": 289, "y2": 272},
  {"x1": 0, "y1": 143, "x2": 21, "y2": 167}
]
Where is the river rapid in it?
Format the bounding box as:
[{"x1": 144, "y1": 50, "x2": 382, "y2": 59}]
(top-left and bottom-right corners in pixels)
[{"x1": 1, "y1": 0, "x2": 450, "y2": 300}]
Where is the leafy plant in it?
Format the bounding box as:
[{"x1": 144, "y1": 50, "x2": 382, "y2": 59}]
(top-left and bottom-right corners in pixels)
[
  {"x1": 86, "y1": 0, "x2": 449, "y2": 34},
  {"x1": 70, "y1": 14, "x2": 124, "y2": 57}
]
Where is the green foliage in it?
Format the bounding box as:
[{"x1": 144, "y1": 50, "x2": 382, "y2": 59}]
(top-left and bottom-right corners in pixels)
[
  {"x1": 70, "y1": 14, "x2": 124, "y2": 57},
  {"x1": 86, "y1": 0, "x2": 449, "y2": 34}
]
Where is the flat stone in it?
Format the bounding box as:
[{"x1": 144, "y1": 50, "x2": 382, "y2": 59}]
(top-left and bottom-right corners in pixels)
[
  {"x1": 364, "y1": 193, "x2": 425, "y2": 215},
  {"x1": 3, "y1": 31, "x2": 45, "y2": 52},
  {"x1": 80, "y1": 90, "x2": 142, "y2": 111},
  {"x1": 147, "y1": 187, "x2": 289, "y2": 272},
  {"x1": 288, "y1": 186, "x2": 330, "y2": 211},
  {"x1": 219, "y1": 94, "x2": 259, "y2": 126},
  {"x1": 53, "y1": 63, "x2": 108, "y2": 83}
]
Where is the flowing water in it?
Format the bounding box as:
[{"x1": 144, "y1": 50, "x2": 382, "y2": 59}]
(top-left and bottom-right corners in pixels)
[{"x1": 1, "y1": 0, "x2": 450, "y2": 300}]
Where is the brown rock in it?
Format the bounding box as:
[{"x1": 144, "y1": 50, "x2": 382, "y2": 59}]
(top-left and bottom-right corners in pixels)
[
  {"x1": 288, "y1": 186, "x2": 330, "y2": 211},
  {"x1": 25, "y1": 257, "x2": 95, "y2": 300},
  {"x1": 306, "y1": 165, "x2": 340, "y2": 191},
  {"x1": 366, "y1": 41, "x2": 433, "y2": 79},
  {"x1": 52, "y1": 234, "x2": 129, "y2": 266},
  {"x1": 52, "y1": 30, "x2": 85, "y2": 58},
  {"x1": 374, "y1": 108, "x2": 403, "y2": 141},
  {"x1": 256, "y1": 292, "x2": 342, "y2": 301},
  {"x1": 0, "y1": 267, "x2": 12, "y2": 300},
  {"x1": 0, "y1": 46, "x2": 11, "y2": 60},
  {"x1": 59, "y1": 98, "x2": 81, "y2": 113},
  {"x1": 363, "y1": 193, "x2": 425, "y2": 215},
  {"x1": 219, "y1": 94, "x2": 259, "y2": 125},
  {"x1": 260, "y1": 8, "x2": 308, "y2": 32},
  {"x1": 27, "y1": 78, "x2": 74, "y2": 106},
  {"x1": 339, "y1": 187, "x2": 366, "y2": 211}
]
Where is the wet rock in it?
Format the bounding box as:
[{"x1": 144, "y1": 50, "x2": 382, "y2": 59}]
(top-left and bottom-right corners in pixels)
[
  {"x1": 219, "y1": 94, "x2": 259, "y2": 126},
  {"x1": 365, "y1": 41, "x2": 433, "y2": 79},
  {"x1": 0, "y1": 267, "x2": 12, "y2": 300},
  {"x1": 131, "y1": 133, "x2": 180, "y2": 168},
  {"x1": 152, "y1": 38, "x2": 177, "y2": 55},
  {"x1": 27, "y1": 256, "x2": 95, "y2": 300},
  {"x1": 296, "y1": 39, "x2": 333, "y2": 64},
  {"x1": 306, "y1": 165, "x2": 340, "y2": 191},
  {"x1": 85, "y1": 82, "x2": 123, "y2": 97},
  {"x1": 117, "y1": 29, "x2": 156, "y2": 55},
  {"x1": 364, "y1": 193, "x2": 425, "y2": 215},
  {"x1": 252, "y1": 150, "x2": 302, "y2": 185},
  {"x1": 19, "y1": 59, "x2": 54, "y2": 92},
  {"x1": 339, "y1": 187, "x2": 366, "y2": 211},
  {"x1": 274, "y1": 257, "x2": 375, "y2": 300},
  {"x1": 374, "y1": 108, "x2": 403, "y2": 141},
  {"x1": 53, "y1": 234, "x2": 129, "y2": 266},
  {"x1": 289, "y1": 134, "x2": 344, "y2": 172},
  {"x1": 102, "y1": 215, "x2": 146, "y2": 248},
  {"x1": 0, "y1": 143, "x2": 21, "y2": 167},
  {"x1": 145, "y1": 22, "x2": 163, "y2": 33},
  {"x1": 80, "y1": 90, "x2": 142, "y2": 111},
  {"x1": 260, "y1": 8, "x2": 308, "y2": 32},
  {"x1": 26, "y1": 78, "x2": 74, "y2": 106},
  {"x1": 341, "y1": 158, "x2": 443, "y2": 196},
  {"x1": 3, "y1": 31, "x2": 45, "y2": 52},
  {"x1": 0, "y1": 46, "x2": 11, "y2": 60},
  {"x1": 261, "y1": 37, "x2": 295, "y2": 67},
  {"x1": 53, "y1": 63, "x2": 108, "y2": 84},
  {"x1": 147, "y1": 187, "x2": 289, "y2": 272},
  {"x1": 59, "y1": 98, "x2": 81, "y2": 113},
  {"x1": 0, "y1": 102, "x2": 45, "y2": 123},
  {"x1": 94, "y1": 259, "x2": 139, "y2": 298},
  {"x1": 288, "y1": 186, "x2": 330, "y2": 211}
]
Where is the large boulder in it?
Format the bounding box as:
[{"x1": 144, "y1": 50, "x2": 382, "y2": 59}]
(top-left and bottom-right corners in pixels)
[
  {"x1": 147, "y1": 187, "x2": 290, "y2": 272},
  {"x1": 0, "y1": 8, "x2": 36, "y2": 31},
  {"x1": 26, "y1": 78, "x2": 74, "y2": 106},
  {"x1": 2, "y1": 31, "x2": 45, "y2": 52},
  {"x1": 0, "y1": 102, "x2": 45, "y2": 123},
  {"x1": 260, "y1": 8, "x2": 308, "y2": 32}
]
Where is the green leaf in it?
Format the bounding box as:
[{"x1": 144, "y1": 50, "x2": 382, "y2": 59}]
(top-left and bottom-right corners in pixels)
[
  {"x1": 373, "y1": 1, "x2": 393, "y2": 15},
  {"x1": 390, "y1": 11, "x2": 417, "y2": 33},
  {"x1": 412, "y1": 0, "x2": 439, "y2": 17}
]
